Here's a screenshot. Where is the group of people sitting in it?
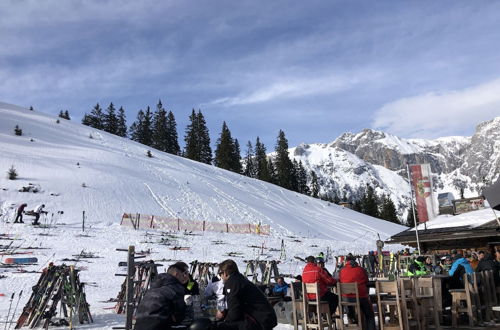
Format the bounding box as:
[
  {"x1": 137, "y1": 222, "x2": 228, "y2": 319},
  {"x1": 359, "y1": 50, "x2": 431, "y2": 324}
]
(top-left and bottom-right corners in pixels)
[
  {"x1": 297, "y1": 255, "x2": 377, "y2": 330},
  {"x1": 133, "y1": 248, "x2": 500, "y2": 330},
  {"x1": 405, "y1": 248, "x2": 500, "y2": 288},
  {"x1": 134, "y1": 259, "x2": 278, "y2": 330}
]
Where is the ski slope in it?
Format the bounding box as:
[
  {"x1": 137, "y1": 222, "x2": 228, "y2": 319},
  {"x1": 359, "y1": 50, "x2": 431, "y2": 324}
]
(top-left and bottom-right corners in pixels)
[{"x1": 0, "y1": 102, "x2": 406, "y2": 328}]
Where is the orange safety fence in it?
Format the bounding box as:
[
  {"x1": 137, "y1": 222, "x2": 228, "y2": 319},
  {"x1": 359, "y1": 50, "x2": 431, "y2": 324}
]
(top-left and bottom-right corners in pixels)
[{"x1": 120, "y1": 213, "x2": 270, "y2": 235}]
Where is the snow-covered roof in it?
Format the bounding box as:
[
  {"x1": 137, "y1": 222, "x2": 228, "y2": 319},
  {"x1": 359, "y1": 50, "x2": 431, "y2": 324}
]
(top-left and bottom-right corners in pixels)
[{"x1": 410, "y1": 208, "x2": 498, "y2": 231}]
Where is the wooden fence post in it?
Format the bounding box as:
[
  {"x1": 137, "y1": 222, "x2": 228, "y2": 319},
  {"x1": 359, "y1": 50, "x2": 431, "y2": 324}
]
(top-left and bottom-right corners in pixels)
[{"x1": 125, "y1": 245, "x2": 135, "y2": 330}]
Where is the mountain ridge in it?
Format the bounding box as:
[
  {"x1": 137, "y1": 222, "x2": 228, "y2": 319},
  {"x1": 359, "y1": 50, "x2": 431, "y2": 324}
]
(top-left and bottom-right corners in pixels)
[{"x1": 289, "y1": 116, "x2": 500, "y2": 222}]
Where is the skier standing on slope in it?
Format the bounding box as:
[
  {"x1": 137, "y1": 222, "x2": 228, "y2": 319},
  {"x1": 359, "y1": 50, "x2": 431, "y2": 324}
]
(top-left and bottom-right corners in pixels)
[
  {"x1": 32, "y1": 204, "x2": 47, "y2": 225},
  {"x1": 14, "y1": 203, "x2": 27, "y2": 223}
]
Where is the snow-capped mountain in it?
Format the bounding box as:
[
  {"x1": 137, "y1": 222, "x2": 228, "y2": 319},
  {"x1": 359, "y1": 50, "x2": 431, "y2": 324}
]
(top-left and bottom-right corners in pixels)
[{"x1": 290, "y1": 116, "x2": 500, "y2": 222}]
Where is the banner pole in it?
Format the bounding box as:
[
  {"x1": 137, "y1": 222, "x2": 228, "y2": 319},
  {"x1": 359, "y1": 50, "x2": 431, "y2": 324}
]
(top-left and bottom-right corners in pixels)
[{"x1": 407, "y1": 163, "x2": 422, "y2": 255}]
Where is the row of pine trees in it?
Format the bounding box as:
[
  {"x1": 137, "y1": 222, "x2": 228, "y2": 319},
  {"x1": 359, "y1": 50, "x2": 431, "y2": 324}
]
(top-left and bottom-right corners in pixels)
[{"x1": 77, "y1": 100, "x2": 402, "y2": 224}]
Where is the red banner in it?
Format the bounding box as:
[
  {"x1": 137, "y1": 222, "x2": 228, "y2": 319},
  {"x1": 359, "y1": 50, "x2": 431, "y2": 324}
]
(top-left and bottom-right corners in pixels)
[{"x1": 410, "y1": 164, "x2": 435, "y2": 223}]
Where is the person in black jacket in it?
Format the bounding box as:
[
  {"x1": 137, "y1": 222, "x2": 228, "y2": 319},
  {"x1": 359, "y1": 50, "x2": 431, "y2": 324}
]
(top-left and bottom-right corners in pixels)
[
  {"x1": 135, "y1": 261, "x2": 190, "y2": 330},
  {"x1": 217, "y1": 259, "x2": 277, "y2": 330},
  {"x1": 476, "y1": 251, "x2": 500, "y2": 285}
]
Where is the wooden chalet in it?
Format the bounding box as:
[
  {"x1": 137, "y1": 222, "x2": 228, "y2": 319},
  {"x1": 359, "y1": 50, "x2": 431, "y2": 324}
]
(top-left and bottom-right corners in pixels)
[{"x1": 386, "y1": 208, "x2": 500, "y2": 253}]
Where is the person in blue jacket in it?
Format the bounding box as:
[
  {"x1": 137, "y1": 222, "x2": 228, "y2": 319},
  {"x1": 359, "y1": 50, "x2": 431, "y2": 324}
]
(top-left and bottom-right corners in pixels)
[
  {"x1": 272, "y1": 276, "x2": 289, "y2": 296},
  {"x1": 448, "y1": 254, "x2": 473, "y2": 289}
]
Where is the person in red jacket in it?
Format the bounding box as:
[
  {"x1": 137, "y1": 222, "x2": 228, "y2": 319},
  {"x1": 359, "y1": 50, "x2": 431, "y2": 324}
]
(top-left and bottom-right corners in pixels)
[
  {"x1": 339, "y1": 254, "x2": 376, "y2": 330},
  {"x1": 302, "y1": 256, "x2": 338, "y2": 314}
]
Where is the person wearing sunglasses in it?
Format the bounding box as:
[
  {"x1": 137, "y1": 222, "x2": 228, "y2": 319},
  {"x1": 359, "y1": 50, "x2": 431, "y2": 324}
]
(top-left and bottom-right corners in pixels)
[
  {"x1": 217, "y1": 259, "x2": 277, "y2": 330},
  {"x1": 135, "y1": 262, "x2": 190, "y2": 330}
]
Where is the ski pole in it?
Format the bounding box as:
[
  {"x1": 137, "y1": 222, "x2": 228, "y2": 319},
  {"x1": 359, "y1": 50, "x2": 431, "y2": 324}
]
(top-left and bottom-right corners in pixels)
[
  {"x1": 4, "y1": 293, "x2": 14, "y2": 330},
  {"x1": 8, "y1": 290, "x2": 22, "y2": 330}
]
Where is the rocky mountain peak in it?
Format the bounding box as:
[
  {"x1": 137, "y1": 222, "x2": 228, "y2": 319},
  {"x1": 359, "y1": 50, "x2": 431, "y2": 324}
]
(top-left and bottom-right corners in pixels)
[{"x1": 288, "y1": 116, "x2": 500, "y2": 223}]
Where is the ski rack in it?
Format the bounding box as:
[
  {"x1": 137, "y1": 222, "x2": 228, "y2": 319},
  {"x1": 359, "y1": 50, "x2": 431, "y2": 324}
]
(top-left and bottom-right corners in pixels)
[
  {"x1": 243, "y1": 260, "x2": 280, "y2": 285},
  {"x1": 14, "y1": 264, "x2": 93, "y2": 329},
  {"x1": 113, "y1": 246, "x2": 158, "y2": 330},
  {"x1": 189, "y1": 260, "x2": 218, "y2": 292}
]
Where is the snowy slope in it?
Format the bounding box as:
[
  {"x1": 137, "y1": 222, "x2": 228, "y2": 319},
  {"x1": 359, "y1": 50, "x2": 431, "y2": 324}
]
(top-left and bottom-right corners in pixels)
[
  {"x1": 0, "y1": 102, "x2": 406, "y2": 327},
  {"x1": 0, "y1": 103, "x2": 405, "y2": 241}
]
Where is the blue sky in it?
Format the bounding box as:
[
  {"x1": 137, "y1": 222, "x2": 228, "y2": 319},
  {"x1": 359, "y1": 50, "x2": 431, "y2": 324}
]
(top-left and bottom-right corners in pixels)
[{"x1": 2, "y1": 0, "x2": 500, "y2": 150}]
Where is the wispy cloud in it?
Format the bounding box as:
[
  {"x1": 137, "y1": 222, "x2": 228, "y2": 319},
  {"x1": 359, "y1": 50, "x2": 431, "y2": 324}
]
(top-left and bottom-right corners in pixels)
[
  {"x1": 207, "y1": 75, "x2": 359, "y2": 107},
  {"x1": 373, "y1": 78, "x2": 500, "y2": 138}
]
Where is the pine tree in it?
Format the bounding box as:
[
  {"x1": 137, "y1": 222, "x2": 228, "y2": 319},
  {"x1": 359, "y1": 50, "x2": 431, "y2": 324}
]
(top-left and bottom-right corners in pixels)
[
  {"x1": 352, "y1": 198, "x2": 363, "y2": 212},
  {"x1": 129, "y1": 110, "x2": 144, "y2": 142},
  {"x1": 29, "y1": 106, "x2": 34, "y2": 111},
  {"x1": 89, "y1": 103, "x2": 104, "y2": 129},
  {"x1": 58, "y1": 110, "x2": 64, "y2": 119},
  {"x1": 7, "y1": 165, "x2": 18, "y2": 180},
  {"x1": 406, "y1": 202, "x2": 419, "y2": 226},
  {"x1": 267, "y1": 158, "x2": 277, "y2": 184},
  {"x1": 362, "y1": 185, "x2": 379, "y2": 218},
  {"x1": 104, "y1": 103, "x2": 118, "y2": 134},
  {"x1": 152, "y1": 100, "x2": 168, "y2": 152},
  {"x1": 116, "y1": 106, "x2": 128, "y2": 137},
  {"x1": 214, "y1": 122, "x2": 241, "y2": 173},
  {"x1": 184, "y1": 110, "x2": 199, "y2": 161},
  {"x1": 197, "y1": 111, "x2": 212, "y2": 164},
  {"x1": 243, "y1": 141, "x2": 256, "y2": 178},
  {"x1": 232, "y1": 139, "x2": 242, "y2": 174},
  {"x1": 81, "y1": 113, "x2": 92, "y2": 126},
  {"x1": 310, "y1": 171, "x2": 319, "y2": 198},
  {"x1": 130, "y1": 108, "x2": 153, "y2": 146},
  {"x1": 184, "y1": 109, "x2": 212, "y2": 164},
  {"x1": 82, "y1": 103, "x2": 104, "y2": 129},
  {"x1": 165, "y1": 111, "x2": 180, "y2": 155},
  {"x1": 274, "y1": 130, "x2": 296, "y2": 190},
  {"x1": 254, "y1": 137, "x2": 270, "y2": 182},
  {"x1": 64, "y1": 110, "x2": 70, "y2": 120},
  {"x1": 296, "y1": 160, "x2": 310, "y2": 195},
  {"x1": 142, "y1": 107, "x2": 153, "y2": 146},
  {"x1": 379, "y1": 194, "x2": 399, "y2": 224}
]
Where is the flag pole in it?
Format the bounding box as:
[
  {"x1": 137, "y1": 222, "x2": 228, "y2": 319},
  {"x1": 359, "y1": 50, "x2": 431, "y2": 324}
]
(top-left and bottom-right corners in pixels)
[{"x1": 407, "y1": 163, "x2": 422, "y2": 255}]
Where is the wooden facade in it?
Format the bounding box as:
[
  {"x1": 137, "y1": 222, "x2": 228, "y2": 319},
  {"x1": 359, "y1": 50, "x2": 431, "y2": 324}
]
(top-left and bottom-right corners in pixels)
[{"x1": 386, "y1": 219, "x2": 500, "y2": 253}]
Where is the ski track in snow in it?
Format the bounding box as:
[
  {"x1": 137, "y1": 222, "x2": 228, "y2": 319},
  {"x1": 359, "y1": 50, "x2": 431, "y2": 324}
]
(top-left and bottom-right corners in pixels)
[{"x1": 143, "y1": 182, "x2": 177, "y2": 218}]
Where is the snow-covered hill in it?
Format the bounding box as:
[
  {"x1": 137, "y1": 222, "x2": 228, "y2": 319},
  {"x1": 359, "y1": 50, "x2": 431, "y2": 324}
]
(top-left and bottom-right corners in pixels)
[
  {"x1": 290, "y1": 117, "x2": 500, "y2": 222},
  {"x1": 0, "y1": 102, "x2": 408, "y2": 326},
  {"x1": 0, "y1": 102, "x2": 404, "y2": 241}
]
